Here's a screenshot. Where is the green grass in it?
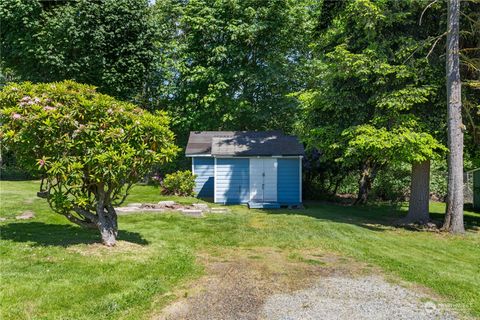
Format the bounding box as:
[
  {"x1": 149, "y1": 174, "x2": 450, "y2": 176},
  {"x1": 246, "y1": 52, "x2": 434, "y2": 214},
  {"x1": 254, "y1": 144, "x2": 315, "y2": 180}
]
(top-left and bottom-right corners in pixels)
[{"x1": 1, "y1": 181, "x2": 479, "y2": 319}]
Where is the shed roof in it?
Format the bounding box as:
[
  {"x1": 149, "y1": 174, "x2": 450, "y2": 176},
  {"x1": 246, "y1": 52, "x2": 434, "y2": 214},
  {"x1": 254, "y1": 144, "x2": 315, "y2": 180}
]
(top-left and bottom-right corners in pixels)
[{"x1": 185, "y1": 131, "x2": 304, "y2": 157}]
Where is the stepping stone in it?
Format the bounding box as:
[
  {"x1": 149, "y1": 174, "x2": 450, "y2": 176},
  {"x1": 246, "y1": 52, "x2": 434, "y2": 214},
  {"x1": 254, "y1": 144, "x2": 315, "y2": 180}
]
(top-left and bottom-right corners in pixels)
[
  {"x1": 192, "y1": 203, "x2": 210, "y2": 212},
  {"x1": 140, "y1": 203, "x2": 160, "y2": 209},
  {"x1": 144, "y1": 208, "x2": 165, "y2": 212},
  {"x1": 115, "y1": 207, "x2": 166, "y2": 215},
  {"x1": 158, "y1": 200, "x2": 176, "y2": 206},
  {"x1": 116, "y1": 207, "x2": 140, "y2": 211},
  {"x1": 16, "y1": 210, "x2": 35, "y2": 220}
]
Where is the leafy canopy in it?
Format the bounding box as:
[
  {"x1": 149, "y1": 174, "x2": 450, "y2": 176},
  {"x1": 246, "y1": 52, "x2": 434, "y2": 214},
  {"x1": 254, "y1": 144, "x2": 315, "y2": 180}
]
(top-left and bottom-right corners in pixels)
[
  {"x1": 0, "y1": 0, "x2": 154, "y2": 100},
  {"x1": 149, "y1": 0, "x2": 319, "y2": 137},
  {"x1": 296, "y1": 0, "x2": 447, "y2": 170},
  {"x1": 0, "y1": 81, "x2": 178, "y2": 222}
]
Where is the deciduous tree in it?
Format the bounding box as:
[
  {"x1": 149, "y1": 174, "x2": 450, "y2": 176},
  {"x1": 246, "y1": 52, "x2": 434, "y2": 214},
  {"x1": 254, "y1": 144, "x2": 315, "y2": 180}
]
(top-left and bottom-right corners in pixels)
[
  {"x1": 0, "y1": 0, "x2": 155, "y2": 101},
  {"x1": 149, "y1": 0, "x2": 319, "y2": 140},
  {"x1": 296, "y1": 0, "x2": 447, "y2": 206}
]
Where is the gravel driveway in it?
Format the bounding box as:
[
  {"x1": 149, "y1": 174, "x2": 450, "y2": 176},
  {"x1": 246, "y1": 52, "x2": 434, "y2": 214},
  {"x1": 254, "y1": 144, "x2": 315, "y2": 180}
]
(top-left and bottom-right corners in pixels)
[
  {"x1": 261, "y1": 275, "x2": 456, "y2": 320},
  {"x1": 155, "y1": 249, "x2": 458, "y2": 320}
]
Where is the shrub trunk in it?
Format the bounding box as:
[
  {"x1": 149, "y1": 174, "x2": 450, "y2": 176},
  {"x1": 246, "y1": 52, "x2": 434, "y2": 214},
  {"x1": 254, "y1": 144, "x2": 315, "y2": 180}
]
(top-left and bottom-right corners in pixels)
[{"x1": 96, "y1": 186, "x2": 118, "y2": 246}]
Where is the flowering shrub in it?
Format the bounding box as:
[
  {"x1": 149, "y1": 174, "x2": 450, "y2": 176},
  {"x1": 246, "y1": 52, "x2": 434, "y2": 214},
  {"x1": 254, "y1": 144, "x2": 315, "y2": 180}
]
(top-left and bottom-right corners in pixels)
[
  {"x1": 0, "y1": 81, "x2": 179, "y2": 245},
  {"x1": 162, "y1": 170, "x2": 196, "y2": 196}
]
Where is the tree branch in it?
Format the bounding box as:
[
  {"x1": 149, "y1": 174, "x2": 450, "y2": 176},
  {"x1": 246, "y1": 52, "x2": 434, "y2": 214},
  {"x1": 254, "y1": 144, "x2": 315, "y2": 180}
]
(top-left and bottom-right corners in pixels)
[
  {"x1": 72, "y1": 206, "x2": 98, "y2": 223},
  {"x1": 61, "y1": 212, "x2": 97, "y2": 229},
  {"x1": 426, "y1": 32, "x2": 447, "y2": 59},
  {"x1": 111, "y1": 182, "x2": 134, "y2": 206},
  {"x1": 419, "y1": 0, "x2": 439, "y2": 26}
]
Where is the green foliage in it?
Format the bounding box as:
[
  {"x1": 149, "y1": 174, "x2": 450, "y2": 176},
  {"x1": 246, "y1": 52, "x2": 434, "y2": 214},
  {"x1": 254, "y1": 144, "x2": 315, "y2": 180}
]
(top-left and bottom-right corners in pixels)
[
  {"x1": 296, "y1": 0, "x2": 448, "y2": 201},
  {"x1": 342, "y1": 125, "x2": 446, "y2": 165},
  {"x1": 370, "y1": 162, "x2": 411, "y2": 202},
  {"x1": 149, "y1": 0, "x2": 319, "y2": 139},
  {"x1": 430, "y1": 159, "x2": 448, "y2": 200},
  {"x1": 460, "y1": 1, "x2": 480, "y2": 168},
  {"x1": 0, "y1": 0, "x2": 478, "y2": 202},
  {"x1": 0, "y1": 0, "x2": 155, "y2": 101},
  {"x1": 0, "y1": 81, "x2": 178, "y2": 223},
  {"x1": 162, "y1": 170, "x2": 196, "y2": 197},
  {"x1": 0, "y1": 149, "x2": 38, "y2": 180}
]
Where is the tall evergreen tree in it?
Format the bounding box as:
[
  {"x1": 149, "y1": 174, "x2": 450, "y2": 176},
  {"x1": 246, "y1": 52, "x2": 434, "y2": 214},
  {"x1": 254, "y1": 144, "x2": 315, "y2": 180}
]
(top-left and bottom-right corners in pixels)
[{"x1": 443, "y1": 0, "x2": 465, "y2": 233}]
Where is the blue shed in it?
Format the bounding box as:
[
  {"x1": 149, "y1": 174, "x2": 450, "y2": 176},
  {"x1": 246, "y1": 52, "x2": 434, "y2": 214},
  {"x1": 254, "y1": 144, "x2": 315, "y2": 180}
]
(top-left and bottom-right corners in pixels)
[{"x1": 185, "y1": 131, "x2": 304, "y2": 207}]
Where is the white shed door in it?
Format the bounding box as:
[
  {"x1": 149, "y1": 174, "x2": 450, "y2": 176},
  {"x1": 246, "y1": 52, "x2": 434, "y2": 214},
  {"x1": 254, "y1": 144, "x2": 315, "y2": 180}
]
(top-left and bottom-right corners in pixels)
[{"x1": 250, "y1": 158, "x2": 277, "y2": 202}]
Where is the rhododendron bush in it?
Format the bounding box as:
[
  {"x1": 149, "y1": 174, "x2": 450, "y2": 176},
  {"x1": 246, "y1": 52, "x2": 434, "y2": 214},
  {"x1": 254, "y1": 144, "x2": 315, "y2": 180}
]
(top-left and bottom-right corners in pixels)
[{"x1": 0, "y1": 81, "x2": 179, "y2": 245}]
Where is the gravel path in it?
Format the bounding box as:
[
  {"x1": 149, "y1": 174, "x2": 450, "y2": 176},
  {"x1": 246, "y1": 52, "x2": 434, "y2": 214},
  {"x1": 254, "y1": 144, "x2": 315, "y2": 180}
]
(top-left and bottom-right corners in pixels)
[
  {"x1": 155, "y1": 250, "x2": 458, "y2": 320},
  {"x1": 261, "y1": 275, "x2": 456, "y2": 320}
]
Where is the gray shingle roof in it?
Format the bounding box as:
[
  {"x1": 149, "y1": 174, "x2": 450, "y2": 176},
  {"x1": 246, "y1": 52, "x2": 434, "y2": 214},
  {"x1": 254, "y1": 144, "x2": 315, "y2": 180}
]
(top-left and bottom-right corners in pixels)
[{"x1": 185, "y1": 131, "x2": 304, "y2": 156}]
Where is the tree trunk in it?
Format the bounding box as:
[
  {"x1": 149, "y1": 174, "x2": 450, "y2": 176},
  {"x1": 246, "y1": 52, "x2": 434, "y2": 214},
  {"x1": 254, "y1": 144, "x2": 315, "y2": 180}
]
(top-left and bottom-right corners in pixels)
[
  {"x1": 443, "y1": 0, "x2": 465, "y2": 234},
  {"x1": 404, "y1": 160, "x2": 431, "y2": 224},
  {"x1": 96, "y1": 184, "x2": 117, "y2": 246},
  {"x1": 355, "y1": 161, "x2": 378, "y2": 205},
  {"x1": 97, "y1": 209, "x2": 117, "y2": 246}
]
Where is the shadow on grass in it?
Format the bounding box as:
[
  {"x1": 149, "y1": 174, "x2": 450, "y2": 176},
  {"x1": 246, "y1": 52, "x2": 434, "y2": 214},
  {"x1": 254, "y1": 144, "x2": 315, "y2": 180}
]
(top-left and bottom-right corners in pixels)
[
  {"x1": 268, "y1": 201, "x2": 480, "y2": 232},
  {"x1": 0, "y1": 222, "x2": 149, "y2": 246}
]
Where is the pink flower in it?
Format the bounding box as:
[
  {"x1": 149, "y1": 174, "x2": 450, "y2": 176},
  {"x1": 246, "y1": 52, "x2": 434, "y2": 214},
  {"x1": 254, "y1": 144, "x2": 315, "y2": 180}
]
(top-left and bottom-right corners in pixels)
[
  {"x1": 11, "y1": 113, "x2": 22, "y2": 120},
  {"x1": 38, "y1": 159, "x2": 46, "y2": 167},
  {"x1": 43, "y1": 106, "x2": 56, "y2": 111}
]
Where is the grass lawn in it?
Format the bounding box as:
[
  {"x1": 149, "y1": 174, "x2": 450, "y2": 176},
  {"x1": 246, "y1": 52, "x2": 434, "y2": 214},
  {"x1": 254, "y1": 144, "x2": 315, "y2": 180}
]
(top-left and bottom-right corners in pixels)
[{"x1": 1, "y1": 180, "x2": 479, "y2": 319}]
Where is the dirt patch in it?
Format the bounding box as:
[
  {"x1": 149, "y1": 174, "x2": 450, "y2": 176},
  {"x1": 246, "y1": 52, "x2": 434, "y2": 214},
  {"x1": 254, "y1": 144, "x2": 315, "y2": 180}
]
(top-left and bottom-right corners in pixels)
[
  {"x1": 67, "y1": 240, "x2": 147, "y2": 257},
  {"x1": 152, "y1": 248, "x2": 368, "y2": 320}
]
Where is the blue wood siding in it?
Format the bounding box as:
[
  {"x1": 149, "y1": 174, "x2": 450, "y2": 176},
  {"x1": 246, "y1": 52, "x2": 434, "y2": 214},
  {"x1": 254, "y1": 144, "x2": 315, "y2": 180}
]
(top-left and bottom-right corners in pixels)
[
  {"x1": 193, "y1": 157, "x2": 214, "y2": 198},
  {"x1": 215, "y1": 158, "x2": 250, "y2": 203},
  {"x1": 277, "y1": 158, "x2": 301, "y2": 204}
]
